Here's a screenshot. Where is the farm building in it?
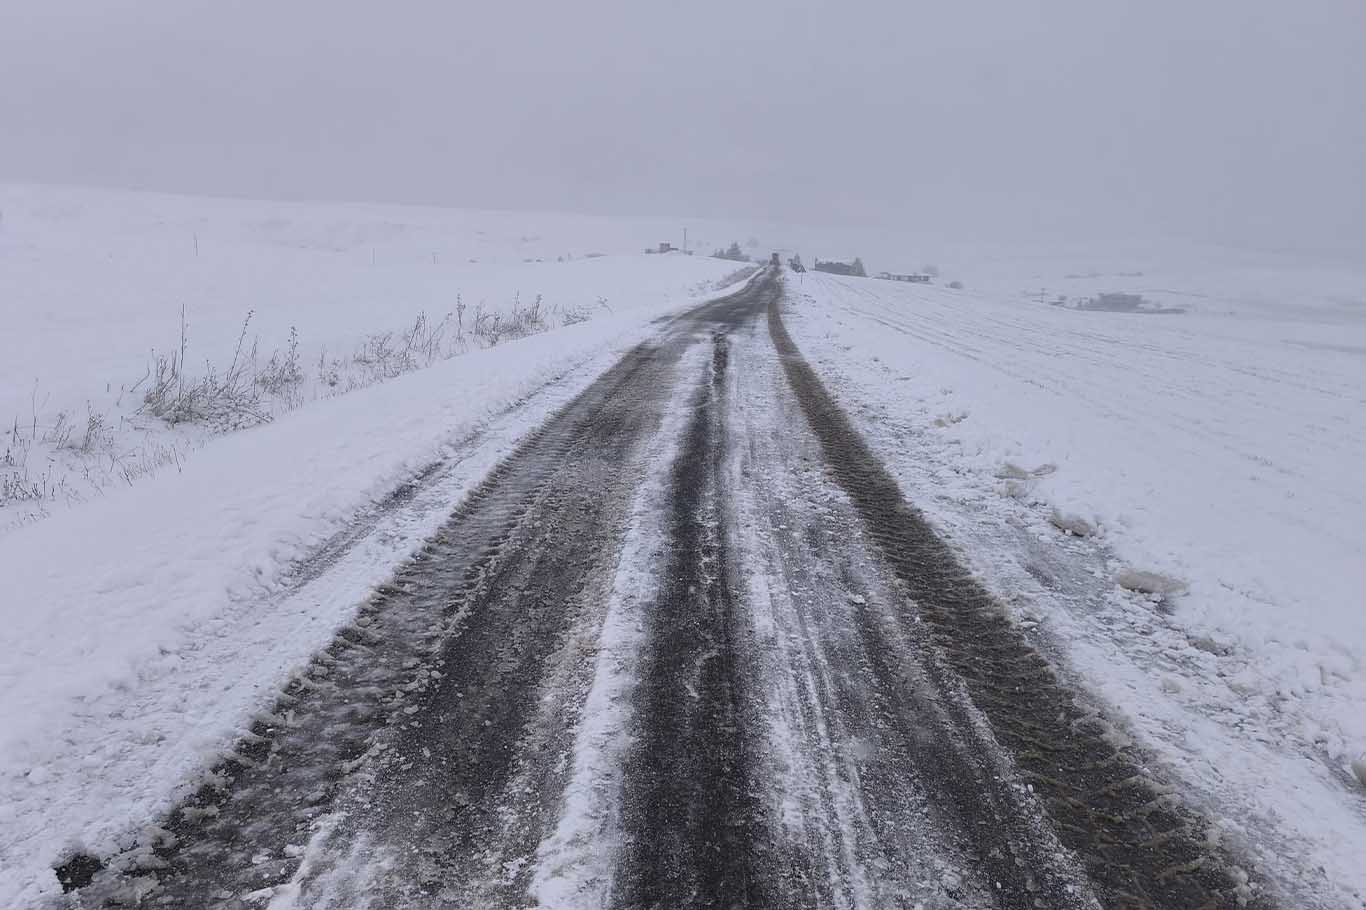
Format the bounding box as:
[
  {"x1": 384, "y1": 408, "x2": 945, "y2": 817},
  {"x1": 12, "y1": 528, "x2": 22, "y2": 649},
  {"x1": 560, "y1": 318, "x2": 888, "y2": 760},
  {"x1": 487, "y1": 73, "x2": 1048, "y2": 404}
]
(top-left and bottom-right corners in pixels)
[{"x1": 813, "y1": 257, "x2": 866, "y2": 277}]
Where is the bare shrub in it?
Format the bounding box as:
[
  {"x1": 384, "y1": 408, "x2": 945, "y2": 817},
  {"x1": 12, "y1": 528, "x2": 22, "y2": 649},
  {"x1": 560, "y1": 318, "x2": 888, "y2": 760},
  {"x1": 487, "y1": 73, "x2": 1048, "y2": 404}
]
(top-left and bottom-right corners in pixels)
[
  {"x1": 140, "y1": 308, "x2": 269, "y2": 429},
  {"x1": 316, "y1": 349, "x2": 342, "y2": 389},
  {"x1": 256, "y1": 326, "x2": 304, "y2": 396},
  {"x1": 506, "y1": 293, "x2": 547, "y2": 339},
  {"x1": 67, "y1": 405, "x2": 114, "y2": 455},
  {"x1": 1, "y1": 416, "x2": 63, "y2": 507},
  {"x1": 353, "y1": 330, "x2": 399, "y2": 374},
  {"x1": 348, "y1": 309, "x2": 455, "y2": 381},
  {"x1": 41, "y1": 411, "x2": 74, "y2": 449},
  {"x1": 469, "y1": 294, "x2": 548, "y2": 347},
  {"x1": 557, "y1": 304, "x2": 593, "y2": 326},
  {"x1": 1, "y1": 465, "x2": 59, "y2": 506},
  {"x1": 401, "y1": 310, "x2": 453, "y2": 367}
]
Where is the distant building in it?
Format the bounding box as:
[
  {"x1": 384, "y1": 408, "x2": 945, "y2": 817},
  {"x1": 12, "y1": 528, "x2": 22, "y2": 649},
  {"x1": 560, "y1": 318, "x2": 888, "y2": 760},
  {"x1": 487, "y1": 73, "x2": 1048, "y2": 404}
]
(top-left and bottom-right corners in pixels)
[
  {"x1": 876, "y1": 272, "x2": 932, "y2": 283},
  {"x1": 813, "y1": 257, "x2": 866, "y2": 277}
]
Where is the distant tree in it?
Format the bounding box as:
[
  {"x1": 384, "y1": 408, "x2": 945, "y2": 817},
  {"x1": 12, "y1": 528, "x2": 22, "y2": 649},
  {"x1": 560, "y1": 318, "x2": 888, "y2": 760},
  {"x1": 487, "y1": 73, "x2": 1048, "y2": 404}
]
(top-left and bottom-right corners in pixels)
[
  {"x1": 947, "y1": 280, "x2": 964, "y2": 289},
  {"x1": 851, "y1": 257, "x2": 867, "y2": 278},
  {"x1": 922, "y1": 263, "x2": 940, "y2": 278}
]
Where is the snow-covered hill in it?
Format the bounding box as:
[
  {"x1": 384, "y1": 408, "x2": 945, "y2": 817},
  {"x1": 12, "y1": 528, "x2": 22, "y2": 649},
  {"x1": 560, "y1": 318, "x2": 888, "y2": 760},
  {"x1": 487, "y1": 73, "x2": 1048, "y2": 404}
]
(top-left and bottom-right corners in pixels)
[{"x1": 0, "y1": 184, "x2": 759, "y2": 532}]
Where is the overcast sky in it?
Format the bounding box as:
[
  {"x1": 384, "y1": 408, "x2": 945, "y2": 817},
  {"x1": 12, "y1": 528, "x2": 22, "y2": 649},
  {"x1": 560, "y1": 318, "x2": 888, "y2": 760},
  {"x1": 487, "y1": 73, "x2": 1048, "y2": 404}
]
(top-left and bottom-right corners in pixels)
[{"x1": 2, "y1": 0, "x2": 1363, "y2": 252}]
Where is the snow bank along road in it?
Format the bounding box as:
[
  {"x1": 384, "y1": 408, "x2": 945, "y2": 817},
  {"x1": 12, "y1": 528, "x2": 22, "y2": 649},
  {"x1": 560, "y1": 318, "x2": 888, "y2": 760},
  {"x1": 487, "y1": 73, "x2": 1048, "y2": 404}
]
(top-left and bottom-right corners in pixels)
[{"x1": 54, "y1": 270, "x2": 1275, "y2": 910}]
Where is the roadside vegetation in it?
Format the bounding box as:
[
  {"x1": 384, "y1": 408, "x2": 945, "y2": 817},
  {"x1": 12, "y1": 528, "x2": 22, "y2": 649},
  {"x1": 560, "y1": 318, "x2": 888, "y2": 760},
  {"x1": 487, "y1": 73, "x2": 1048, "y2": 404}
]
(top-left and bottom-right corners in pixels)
[{"x1": 1, "y1": 293, "x2": 601, "y2": 521}]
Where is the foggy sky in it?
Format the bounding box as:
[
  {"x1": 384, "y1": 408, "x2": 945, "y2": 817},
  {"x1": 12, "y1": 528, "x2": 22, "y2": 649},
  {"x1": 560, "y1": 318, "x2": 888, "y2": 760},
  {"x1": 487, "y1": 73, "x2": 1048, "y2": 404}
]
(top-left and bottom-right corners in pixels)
[{"x1": 2, "y1": 0, "x2": 1363, "y2": 253}]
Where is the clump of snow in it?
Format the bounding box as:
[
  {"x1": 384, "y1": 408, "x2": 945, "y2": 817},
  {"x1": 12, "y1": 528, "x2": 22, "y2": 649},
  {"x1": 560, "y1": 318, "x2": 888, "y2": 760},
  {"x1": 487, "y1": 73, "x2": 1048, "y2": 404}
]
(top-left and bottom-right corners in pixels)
[
  {"x1": 1351, "y1": 756, "x2": 1366, "y2": 789},
  {"x1": 1115, "y1": 569, "x2": 1187, "y2": 597},
  {"x1": 995, "y1": 462, "x2": 1056, "y2": 480},
  {"x1": 1188, "y1": 635, "x2": 1230, "y2": 657},
  {"x1": 1048, "y1": 509, "x2": 1094, "y2": 538},
  {"x1": 933, "y1": 410, "x2": 968, "y2": 427}
]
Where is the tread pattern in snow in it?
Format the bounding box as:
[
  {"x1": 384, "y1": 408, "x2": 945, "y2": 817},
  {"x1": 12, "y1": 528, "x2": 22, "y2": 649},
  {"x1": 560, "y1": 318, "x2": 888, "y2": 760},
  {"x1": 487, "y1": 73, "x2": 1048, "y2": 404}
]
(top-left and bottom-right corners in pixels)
[
  {"x1": 766, "y1": 292, "x2": 1273, "y2": 910},
  {"x1": 64, "y1": 341, "x2": 678, "y2": 908}
]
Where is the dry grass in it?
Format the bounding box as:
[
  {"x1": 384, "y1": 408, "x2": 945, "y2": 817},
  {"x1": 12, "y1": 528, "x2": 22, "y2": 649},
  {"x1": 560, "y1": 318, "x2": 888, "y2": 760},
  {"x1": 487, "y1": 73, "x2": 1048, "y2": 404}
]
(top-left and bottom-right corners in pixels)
[{"x1": 4, "y1": 288, "x2": 599, "y2": 517}]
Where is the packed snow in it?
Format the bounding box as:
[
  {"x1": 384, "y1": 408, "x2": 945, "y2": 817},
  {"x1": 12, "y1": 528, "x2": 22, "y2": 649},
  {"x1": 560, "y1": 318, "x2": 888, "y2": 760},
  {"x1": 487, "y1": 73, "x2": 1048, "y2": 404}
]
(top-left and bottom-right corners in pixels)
[{"x1": 782, "y1": 261, "x2": 1366, "y2": 907}]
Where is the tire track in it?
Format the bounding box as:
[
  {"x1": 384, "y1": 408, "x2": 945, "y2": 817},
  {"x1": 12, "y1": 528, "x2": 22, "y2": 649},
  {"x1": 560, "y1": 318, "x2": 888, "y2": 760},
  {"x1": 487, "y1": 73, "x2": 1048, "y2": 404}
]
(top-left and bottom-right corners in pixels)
[
  {"x1": 57, "y1": 343, "x2": 683, "y2": 908},
  {"x1": 611, "y1": 326, "x2": 782, "y2": 908},
  {"x1": 767, "y1": 289, "x2": 1274, "y2": 910}
]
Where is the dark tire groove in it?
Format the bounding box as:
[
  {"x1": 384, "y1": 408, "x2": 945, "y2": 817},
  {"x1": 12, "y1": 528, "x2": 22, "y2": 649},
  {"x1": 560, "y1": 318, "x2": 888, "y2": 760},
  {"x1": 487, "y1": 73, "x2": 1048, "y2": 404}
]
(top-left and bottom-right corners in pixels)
[
  {"x1": 343, "y1": 340, "x2": 677, "y2": 906},
  {"x1": 66, "y1": 339, "x2": 683, "y2": 908},
  {"x1": 612, "y1": 327, "x2": 777, "y2": 909}
]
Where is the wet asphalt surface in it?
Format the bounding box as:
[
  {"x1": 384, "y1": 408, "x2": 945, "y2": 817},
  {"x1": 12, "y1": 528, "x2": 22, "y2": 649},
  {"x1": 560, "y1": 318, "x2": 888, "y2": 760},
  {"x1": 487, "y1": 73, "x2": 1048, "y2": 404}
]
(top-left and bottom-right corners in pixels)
[{"x1": 59, "y1": 270, "x2": 1272, "y2": 910}]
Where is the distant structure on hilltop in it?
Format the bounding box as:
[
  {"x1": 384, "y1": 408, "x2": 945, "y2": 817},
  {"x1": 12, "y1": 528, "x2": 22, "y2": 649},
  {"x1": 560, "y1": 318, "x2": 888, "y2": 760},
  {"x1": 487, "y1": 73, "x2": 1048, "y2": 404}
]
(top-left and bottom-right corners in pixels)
[
  {"x1": 813, "y1": 257, "x2": 866, "y2": 277},
  {"x1": 711, "y1": 241, "x2": 750, "y2": 262}
]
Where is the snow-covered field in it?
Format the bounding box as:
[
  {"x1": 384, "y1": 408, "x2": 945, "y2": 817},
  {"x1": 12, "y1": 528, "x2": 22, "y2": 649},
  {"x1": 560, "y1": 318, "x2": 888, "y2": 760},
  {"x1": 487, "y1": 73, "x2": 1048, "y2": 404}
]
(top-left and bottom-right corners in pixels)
[
  {"x1": 0, "y1": 184, "x2": 750, "y2": 905},
  {"x1": 0, "y1": 184, "x2": 758, "y2": 531},
  {"x1": 784, "y1": 265, "x2": 1366, "y2": 906}
]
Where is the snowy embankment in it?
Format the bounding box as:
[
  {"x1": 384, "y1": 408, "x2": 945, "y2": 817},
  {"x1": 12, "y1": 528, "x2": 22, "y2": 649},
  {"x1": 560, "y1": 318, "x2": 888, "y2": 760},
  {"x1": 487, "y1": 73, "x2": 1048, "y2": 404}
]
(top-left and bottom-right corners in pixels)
[
  {"x1": 784, "y1": 267, "x2": 1366, "y2": 906},
  {"x1": 0, "y1": 184, "x2": 746, "y2": 905},
  {"x1": 0, "y1": 183, "x2": 748, "y2": 530}
]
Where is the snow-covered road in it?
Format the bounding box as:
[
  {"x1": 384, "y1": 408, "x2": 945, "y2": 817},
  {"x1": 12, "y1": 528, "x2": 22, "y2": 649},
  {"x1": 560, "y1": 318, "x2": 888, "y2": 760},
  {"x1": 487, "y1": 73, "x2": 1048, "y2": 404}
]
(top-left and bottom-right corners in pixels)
[
  {"x1": 33, "y1": 271, "x2": 1294, "y2": 910},
  {"x1": 781, "y1": 272, "x2": 1366, "y2": 908}
]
